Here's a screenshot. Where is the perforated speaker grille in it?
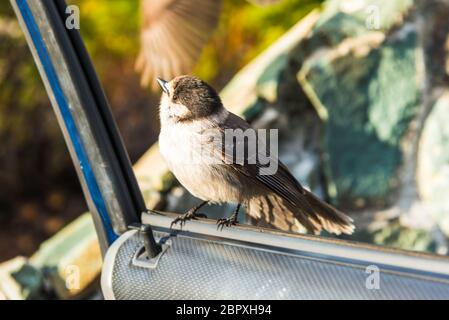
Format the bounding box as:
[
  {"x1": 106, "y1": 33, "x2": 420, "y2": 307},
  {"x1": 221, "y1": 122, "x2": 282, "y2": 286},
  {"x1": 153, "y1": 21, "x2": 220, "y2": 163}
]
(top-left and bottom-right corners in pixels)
[{"x1": 108, "y1": 231, "x2": 449, "y2": 300}]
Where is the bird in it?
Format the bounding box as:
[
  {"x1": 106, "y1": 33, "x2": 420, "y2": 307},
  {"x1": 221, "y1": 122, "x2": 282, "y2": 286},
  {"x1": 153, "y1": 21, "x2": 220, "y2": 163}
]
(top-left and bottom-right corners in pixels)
[
  {"x1": 136, "y1": 0, "x2": 281, "y2": 90},
  {"x1": 156, "y1": 75, "x2": 355, "y2": 235}
]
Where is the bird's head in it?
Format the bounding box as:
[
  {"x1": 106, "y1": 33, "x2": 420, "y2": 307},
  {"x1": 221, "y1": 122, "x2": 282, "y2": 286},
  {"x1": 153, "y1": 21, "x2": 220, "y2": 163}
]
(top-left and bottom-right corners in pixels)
[{"x1": 157, "y1": 75, "x2": 223, "y2": 123}]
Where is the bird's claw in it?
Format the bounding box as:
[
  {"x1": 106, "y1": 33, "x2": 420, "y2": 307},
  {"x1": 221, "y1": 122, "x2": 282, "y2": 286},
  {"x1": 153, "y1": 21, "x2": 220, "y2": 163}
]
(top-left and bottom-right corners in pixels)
[
  {"x1": 216, "y1": 217, "x2": 238, "y2": 231},
  {"x1": 170, "y1": 210, "x2": 207, "y2": 230}
]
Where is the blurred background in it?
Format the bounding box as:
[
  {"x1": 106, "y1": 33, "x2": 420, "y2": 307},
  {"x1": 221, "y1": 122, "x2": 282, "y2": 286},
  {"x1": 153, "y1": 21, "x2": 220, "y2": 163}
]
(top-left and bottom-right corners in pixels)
[{"x1": 1, "y1": 0, "x2": 449, "y2": 299}]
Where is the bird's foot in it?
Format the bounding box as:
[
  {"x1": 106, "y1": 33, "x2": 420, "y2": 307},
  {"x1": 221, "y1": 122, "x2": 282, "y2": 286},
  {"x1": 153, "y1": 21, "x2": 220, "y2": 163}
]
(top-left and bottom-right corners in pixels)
[
  {"x1": 216, "y1": 216, "x2": 238, "y2": 231},
  {"x1": 170, "y1": 209, "x2": 207, "y2": 229}
]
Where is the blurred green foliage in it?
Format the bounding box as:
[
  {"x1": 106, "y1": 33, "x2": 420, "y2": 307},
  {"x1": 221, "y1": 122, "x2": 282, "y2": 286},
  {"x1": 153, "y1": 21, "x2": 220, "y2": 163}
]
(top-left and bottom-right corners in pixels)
[
  {"x1": 75, "y1": 0, "x2": 140, "y2": 57},
  {"x1": 70, "y1": 0, "x2": 323, "y2": 87},
  {"x1": 196, "y1": 0, "x2": 323, "y2": 84}
]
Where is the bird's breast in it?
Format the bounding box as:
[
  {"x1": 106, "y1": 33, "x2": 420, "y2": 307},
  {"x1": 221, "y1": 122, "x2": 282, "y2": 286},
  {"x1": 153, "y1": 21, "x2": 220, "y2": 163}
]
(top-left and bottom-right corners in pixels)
[
  {"x1": 159, "y1": 122, "x2": 207, "y2": 170},
  {"x1": 159, "y1": 123, "x2": 249, "y2": 203}
]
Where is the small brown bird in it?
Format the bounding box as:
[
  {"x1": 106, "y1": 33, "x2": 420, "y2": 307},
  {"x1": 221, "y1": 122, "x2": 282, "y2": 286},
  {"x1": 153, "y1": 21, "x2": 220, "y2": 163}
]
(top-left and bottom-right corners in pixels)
[
  {"x1": 157, "y1": 75, "x2": 354, "y2": 235},
  {"x1": 136, "y1": 0, "x2": 280, "y2": 90}
]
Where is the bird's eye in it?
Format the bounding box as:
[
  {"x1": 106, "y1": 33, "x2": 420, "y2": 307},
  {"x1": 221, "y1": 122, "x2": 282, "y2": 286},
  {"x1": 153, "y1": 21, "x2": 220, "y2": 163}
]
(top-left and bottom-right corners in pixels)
[{"x1": 172, "y1": 94, "x2": 178, "y2": 101}]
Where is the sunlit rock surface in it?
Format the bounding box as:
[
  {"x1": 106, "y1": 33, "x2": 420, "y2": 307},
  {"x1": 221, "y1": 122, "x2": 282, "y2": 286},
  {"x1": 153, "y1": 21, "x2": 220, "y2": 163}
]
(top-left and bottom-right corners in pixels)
[{"x1": 298, "y1": 0, "x2": 420, "y2": 205}]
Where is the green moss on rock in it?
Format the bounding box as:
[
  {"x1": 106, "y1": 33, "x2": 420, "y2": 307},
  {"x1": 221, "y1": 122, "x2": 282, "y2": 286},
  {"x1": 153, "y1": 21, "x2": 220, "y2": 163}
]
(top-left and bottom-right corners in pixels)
[{"x1": 299, "y1": 19, "x2": 420, "y2": 205}]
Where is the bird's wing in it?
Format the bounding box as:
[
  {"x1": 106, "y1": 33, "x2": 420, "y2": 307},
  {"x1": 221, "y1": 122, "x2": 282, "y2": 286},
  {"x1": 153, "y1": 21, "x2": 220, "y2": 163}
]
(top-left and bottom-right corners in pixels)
[
  {"x1": 136, "y1": 0, "x2": 222, "y2": 89},
  {"x1": 218, "y1": 112, "x2": 316, "y2": 214},
  {"x1": 201, "y1": 112, "x2": 354, "y2": 234}
]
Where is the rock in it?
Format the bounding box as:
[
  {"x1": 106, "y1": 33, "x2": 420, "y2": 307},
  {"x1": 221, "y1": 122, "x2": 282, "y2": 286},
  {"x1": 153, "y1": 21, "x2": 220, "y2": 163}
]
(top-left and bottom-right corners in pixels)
[
  {"x1": 0, "y1": 257, "x2": 36, "y2": 300},
  {"x1": 298, "y1": 1, "x2": 421, "y2": 207},
  {"x1": 418, "y1": 92, "x2": 449, "y2": 237},
  {"x1": 133, "y1": 143, "x2": 173, "y2": 211},
  {"x1": 10, "y1": 263, "x2": 44, "y2": 300},
  {"x1": 29, "y1": 214, "x2": 102, "y2": 299},
  {"x1": 134, "y1": 143, "x2": 174, "y2": 194}
]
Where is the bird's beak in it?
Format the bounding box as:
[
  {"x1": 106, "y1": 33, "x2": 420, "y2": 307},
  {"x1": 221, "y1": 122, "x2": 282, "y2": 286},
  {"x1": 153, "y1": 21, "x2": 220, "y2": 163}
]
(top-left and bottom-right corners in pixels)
[{"x1": 157, "y1": 78, "x2": 169, "y2": 94}]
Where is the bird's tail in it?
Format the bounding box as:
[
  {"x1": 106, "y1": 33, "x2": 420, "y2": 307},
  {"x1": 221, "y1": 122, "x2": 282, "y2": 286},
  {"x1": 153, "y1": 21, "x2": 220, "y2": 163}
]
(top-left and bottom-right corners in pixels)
[{"x1": 246, "y1": 191, "x2": 354, "y2": 235}]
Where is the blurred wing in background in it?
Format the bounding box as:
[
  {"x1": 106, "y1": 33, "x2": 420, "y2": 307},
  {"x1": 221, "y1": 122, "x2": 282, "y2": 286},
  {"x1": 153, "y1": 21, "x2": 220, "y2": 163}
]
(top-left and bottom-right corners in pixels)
[{"x1": 136, "y1": 0, "x2": 222, "y2": 90}]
